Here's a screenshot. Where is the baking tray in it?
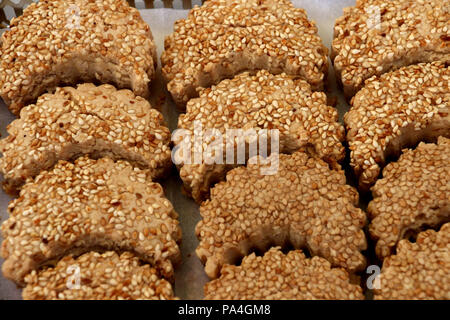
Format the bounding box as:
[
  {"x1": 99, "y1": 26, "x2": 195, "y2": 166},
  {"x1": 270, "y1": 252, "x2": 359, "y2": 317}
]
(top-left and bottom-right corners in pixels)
[{"x1": 0, "y1": 0, "x2": 360, "y2": 300}]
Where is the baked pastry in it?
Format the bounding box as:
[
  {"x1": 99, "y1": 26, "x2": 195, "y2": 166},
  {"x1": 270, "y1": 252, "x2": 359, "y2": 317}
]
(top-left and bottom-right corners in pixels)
[
  {"x1": 368, "y1": 137, "x2": 449, "y2": 259},
  {"x1": 332, "y1": 0, "x2": 449, "y2": 98},
  {"x1": 0, "y1": 0, "x2": 157, "y2": 115},
  {"x1": 196, "y1": 151, "x2": 367, "y2": 279},
  {"x1": 204, "y1": 247, "x2": 364, "y2": 300},
  {"x1": 374, "y1": 223, "x2": 449, "y2": 300},
  {"x1": 345, "y1": 62, "x2": 449, "y2": 190},
  {"x1": 1, "y1": 157, "x2": 181, "y2": 285},
  {"x1": 0, "y1": 83, "x2": 171, "y2": 194},
  {"x1": 161, "y1": 0, "x2": 328, "y2": 108},
  {"x1": 174, "y1": 70, "x2": 345, "y2": 203},
  {"x1": 23, "y1": 251, "x2": 177, "y2": 300}
]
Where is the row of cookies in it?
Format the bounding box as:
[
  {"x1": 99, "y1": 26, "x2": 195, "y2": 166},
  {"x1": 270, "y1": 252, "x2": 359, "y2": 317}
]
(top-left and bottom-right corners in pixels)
[
  {"x1": 159, "y1": 0, "x2": 449, "y2": 299},
  {"x1": 333, "y1": 1, "x2": 449, "y2": 299},
  {"x1": 0, "y1": 0, "x2": 181, "y2": 299},
  {"x1": 332, "y1": 0, "x2": 449, "y2": 300},
  {"x1": 162, "y1": 0, "x2": 366, "y2": 299}
]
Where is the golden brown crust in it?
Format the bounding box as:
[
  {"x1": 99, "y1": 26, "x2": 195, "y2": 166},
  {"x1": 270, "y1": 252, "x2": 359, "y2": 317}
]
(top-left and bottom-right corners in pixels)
[
  {"x1": 332, "y1": 0, "x2": 449, "y2": 98},
  {"x1": 0, "y1": 0, "x2": 157, "y2": 115},
  {"x1": 161, "y1": 0, "x2": 328, "y2": 108},
  {"x1": 1, "y1": 157, "x2": 181, "y2": 285},
  {"x1": 345, "y1": 62, "x2": 449, "y2": 190},
  {"x1": 368, "y1": 137, "x2": 450, "y2": 259},
  {"x1": 23, "y1": 251, "x2": 178, "y2": 300},
  {"x1": 374, "y1": 223, "x2": 450, "y2": 300},
  {"x1": 0, "y1": 83, "x2": 171, "y2": 194},
  {"x1": 196, "y1": 151, "x2": 367, "y2": 279},
  {"x1": 205, "y1": 247, "x2": 364, "y2": 300},
  {"x1": 175, "y1": 70, "x2": 345, "y2": 203}
]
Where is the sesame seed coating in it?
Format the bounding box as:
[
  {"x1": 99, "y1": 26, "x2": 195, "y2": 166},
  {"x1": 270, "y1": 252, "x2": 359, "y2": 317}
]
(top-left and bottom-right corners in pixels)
[
  {"x1": 0, "y1": 83, "x2": 171, "y2": 194},
  {"x1": 0, "y1": 0, "x2": 157, "y2": 115},
  {"x1": 1, "y1": 157, "x2": 181, "y2": 285},
  {"x1": 332, "y1": 0, "x2": 450, "y2": 98},
  {"x1": 204, "y1": 247, "x2": 364, "y2": 300},
  {"x1": 374, "y1": 223, "x2": 450, "y2": 300},
  {"x1": 176, "y1": 70, "x2": 345, "y2": 203},
  {"x1": 23, "y1": 251, "x2": 178, "y2": 300},
  {"x1": 368, "y1": 137, "x2": 450, "y2": 259},
  {"x1": 345, "y1": 62, "x2": 449, "y2": 190},
  {"x1": 196, "y1": 151, "x2": 367, "y2": 279},
  {"x1": 161, "y1": 0, "x2": 328, "y2": 108}
]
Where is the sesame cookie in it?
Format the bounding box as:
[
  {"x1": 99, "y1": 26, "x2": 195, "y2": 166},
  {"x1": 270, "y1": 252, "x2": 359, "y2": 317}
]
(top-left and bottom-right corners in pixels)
[
  {"x1": 204, "y1": 247, "x2": 364, "y2": 300},
  {"x1": 23, "y1": 251, "x2": 178, "y2": 300},
  {"x1": 0, "y1": 0, "x2": 157, "y2": 115},
  {"x1": 1, "y1": 157, "x2": 181, "y2": 285},
  {"x1": 345, "y1": 62, "x2": 449, "y2": 190},
  {"x1": 368, "y1": 137, "x2": 449, "y2": 259},
  {"x1": 374, "y1": 223, "x2": 450, "y2": 300},
  {"x1": 0, "y1": 83, "x2": 171, "y2": 194},
  {"x1": 175, "y1": 70, "x2": 345, "y2": 203},
  {"x1": 161, "y1": 0, "x2": 328, "y2": 108},
  {"x1": 196, "y1": 151, "x2": 367, "y2": 279},
  {"x1": 332, "y1": 0, "x2": 449, "y2": 98}
]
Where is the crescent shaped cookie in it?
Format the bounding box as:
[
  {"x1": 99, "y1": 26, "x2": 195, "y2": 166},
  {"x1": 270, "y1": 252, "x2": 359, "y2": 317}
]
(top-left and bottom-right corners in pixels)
[
  {"x1": 204, "y1": 247, "x2": 364, "y2": 300},
  {"x1": 0, "y1": 83, "x2": 171, "y2": 194},
  {"x1": 345, "y1": 62, "x2": 449, "y2": 190},
  {"x1": 332, "y1": 0, "x2": 449, "y2": 98},
  {"x1": 374, "y1": 223, "x2": 450, "y2": 300},
  {"x1": 0, "y1": 0, "x2": 157, "y2": 115},
  {"x1": 175, "y1": 70, "x2": 345, "y2": 203},
  {"x1": 23, "y1": 251, "x2": 178, "y2": 300},
  {"x1": 161, "y1": 0, "x2": 328, "y2": 108},
  {"x1": 368, "y1": 137, "x2": 449, "y2": 259},
  {"x1": 1, "y1": 157, "x2": 181, "y2": 285},
  {"x1": 196, "y1": 151, "x2": 367, "y2": 279}
]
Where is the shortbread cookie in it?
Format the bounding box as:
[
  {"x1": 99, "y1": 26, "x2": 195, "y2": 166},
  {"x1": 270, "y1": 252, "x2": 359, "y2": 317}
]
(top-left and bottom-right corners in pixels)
[
  {"x1": 368, "y1": 138, "x2": 450, "y2": 259},
  {"x1": 1, "y1": 157, "x2": 181, "y2": 285},
  {"x1": 196, "y1": 151, "x2": 367, "y2": 279},
  {"x1": 0, "y1": 83, "x2": 171, "y2": 194},
  {"x1": 23, "y1": 251, "x2": 178, "y2": 300},
  {"x1": 175, "y1": 70, "x2": 345, "y2": 203},
  {"x1": 161, "y1": 0, "x2": 328, "y2": 107},
  {"x1": 332, "y1": 0, "x2": 449, "y2": 98},
  {"x1": 345, "y1": 62, "x2": 449, "y2": 190},
  {"x1": 204, "y1": 247, "x2": 364, "y2": 300},
  {"x1": 374, "y1": 224, "x2": 450, "y2": 300},
  {"x1": 0, "y1": 0, "x2": 157, "y2": 115}
]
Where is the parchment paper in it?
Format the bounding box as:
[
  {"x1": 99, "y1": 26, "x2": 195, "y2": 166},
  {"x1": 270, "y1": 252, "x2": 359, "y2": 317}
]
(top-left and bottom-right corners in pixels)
[{"x1": 0, "y1": 0, "x2": 357, "y2": 300}]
